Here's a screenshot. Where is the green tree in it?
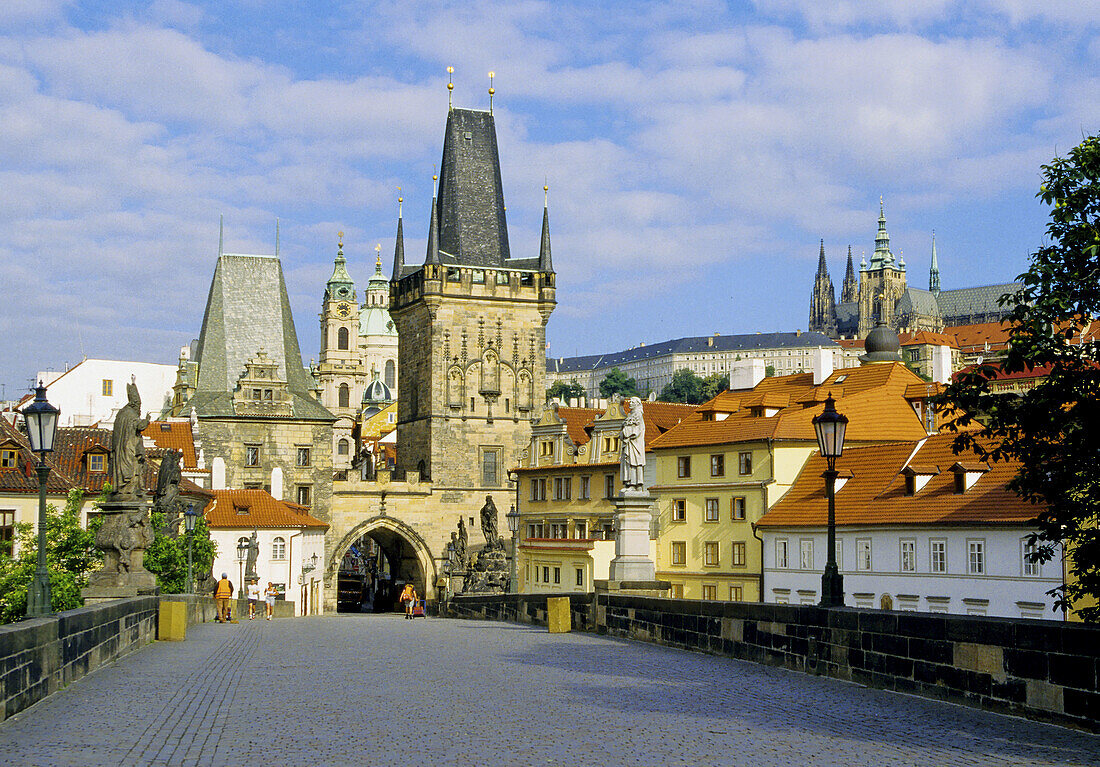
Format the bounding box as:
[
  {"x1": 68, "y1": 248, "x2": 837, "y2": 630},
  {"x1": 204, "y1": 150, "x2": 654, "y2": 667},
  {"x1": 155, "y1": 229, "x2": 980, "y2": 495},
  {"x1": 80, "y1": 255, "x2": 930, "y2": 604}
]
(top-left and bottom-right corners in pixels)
[
  {"x1": 765, "y1": 365, "x2": 776, "y2": 377},
  {"x1": 659, "y1": 368, "x2": 705, "y2": 403},
  {"x1": 598, "y1": 367, "x2": 638, "y2": 398},
  {"x1": 939, "y1": 134, "x2": 1100, "y2": 620},
  {"x1": 0, "y1": 490, "x2": 102, "y2": 623},
  {"x1": 701, "y1": 372, "x2": 731, "y2": 401},
  {"x1": 547, "y1": 379, "x2": 585, "y2": 403},
  {"x1": 144, "y1": 512, "x2": 216, "y2": 594}
]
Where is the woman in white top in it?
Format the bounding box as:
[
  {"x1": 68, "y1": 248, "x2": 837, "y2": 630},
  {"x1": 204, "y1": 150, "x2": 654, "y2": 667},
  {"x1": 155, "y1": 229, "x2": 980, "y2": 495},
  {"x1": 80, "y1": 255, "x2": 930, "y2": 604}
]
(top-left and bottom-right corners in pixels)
[{"x1": 247, "y1": 580, "x2": 261, "y2": 620}]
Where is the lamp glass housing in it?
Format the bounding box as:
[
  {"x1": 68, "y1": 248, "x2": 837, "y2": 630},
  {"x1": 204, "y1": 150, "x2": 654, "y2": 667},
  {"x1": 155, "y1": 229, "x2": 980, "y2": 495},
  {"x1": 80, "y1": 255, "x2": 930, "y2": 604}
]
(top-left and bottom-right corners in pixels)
[
  {"x1": 237, "y1": 541, "x2": 248, "y2": 560},
  {"x1": 23, "y1": 384, "x2": 60, "y2": 454},
  {"x1": 813, "y1": 395, "x2": 848, "y2": 459},
  {"x1": 184, "y1": 505, "x2": 198, "y2": 533},
  {"x1": 506, "y1": 504, "x2": 519, "y2": 533}
]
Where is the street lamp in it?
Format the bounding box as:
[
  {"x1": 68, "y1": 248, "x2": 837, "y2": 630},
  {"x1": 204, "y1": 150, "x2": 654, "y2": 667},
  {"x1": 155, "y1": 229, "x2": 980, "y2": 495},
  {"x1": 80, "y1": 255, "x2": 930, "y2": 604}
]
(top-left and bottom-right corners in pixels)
[
  {"x1": 444, "y1": 541, "x2": 455, "y2": 603},
  {"x1": 183, "y1": 503, "x2": 198, "y2": 594},
  {"x1": 505, "y1": 503, "x2": 520, "y2": 594},
  {"x1": 236, "y1": 538, "x2": 248, "y2": 600},
  {"x1": 22, "y1": 382, "x2": 59, "y2": 617},
  {"x1": 812, "y1": 393, "x2": 848, "y2": 608}
]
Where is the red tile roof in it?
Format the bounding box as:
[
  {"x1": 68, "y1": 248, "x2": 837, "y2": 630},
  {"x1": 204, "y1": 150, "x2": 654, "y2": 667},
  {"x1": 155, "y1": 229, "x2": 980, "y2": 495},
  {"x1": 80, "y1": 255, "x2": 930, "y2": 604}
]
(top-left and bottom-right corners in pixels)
[
  {"x1": 143, "y1": 421, "x2": 198, "y2": 468},
  {"x1": 0, "y1": 418, "x2": 76, "y2": 494},
  {"x1": 757, "y1": 430, "x2": 1031, "y2": 528},
  {"x1": 203, "y1": 489, "x2": 329, "y2": 530},
  {"x1": 900, "y1": 331, "x2": 958, "y2": 348}
]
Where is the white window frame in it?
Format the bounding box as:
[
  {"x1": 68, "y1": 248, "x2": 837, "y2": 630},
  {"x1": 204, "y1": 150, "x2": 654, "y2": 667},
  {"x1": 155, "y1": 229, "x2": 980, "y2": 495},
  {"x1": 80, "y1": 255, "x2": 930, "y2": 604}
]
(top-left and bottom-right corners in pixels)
[
  {"x1": 775, "y1": 538, "x2": 789, "y2": 569},
  {"x1": 272, "y1": 536, "x2": 286, "y2": 560},
  {"x1": 930, "y1": 538, "x2": 947, "y2": 573},
  {"x1": 968, "y1": 538, "x2": 985, "y2": 575},
  {"x1": 704, "y1": 498, "x2": 720, "y2": 523},
  {"x1": 856, "y1": 538, "x2": 872, "y2": 571},
  {"x1": 900, "y1": 538, "x2": 916, "y2": 573},
  {"x1": 1022, "y1": 538, "x2": 1040, "y2": 577},
  {"x1": 799, "y1": 539, "x2": 814, "y2": 570}
]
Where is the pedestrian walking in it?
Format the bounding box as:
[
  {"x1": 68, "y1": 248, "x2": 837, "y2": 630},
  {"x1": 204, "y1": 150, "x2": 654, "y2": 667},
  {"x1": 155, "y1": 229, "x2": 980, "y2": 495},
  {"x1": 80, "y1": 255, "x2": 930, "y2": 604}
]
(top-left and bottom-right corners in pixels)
[
  {"x1": 247, "y1": 579, "x2": 260, "y2": 619},
  {"x1": 214, "y1": 573, "x2": 233, "y2": 622},
  {"x1": 400, "y1": 583, "x2": 417, "y2": 619},
  {"x1": 265, "y1": 581, "x2": 278, "y2": 620}
]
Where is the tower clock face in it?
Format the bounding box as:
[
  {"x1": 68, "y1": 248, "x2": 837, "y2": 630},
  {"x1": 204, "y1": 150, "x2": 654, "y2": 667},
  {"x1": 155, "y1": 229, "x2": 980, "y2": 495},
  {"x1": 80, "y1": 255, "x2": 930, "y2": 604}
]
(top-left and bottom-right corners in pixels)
[{"x1": 336, "y1": 302, "x2": 352, "y2": 318}]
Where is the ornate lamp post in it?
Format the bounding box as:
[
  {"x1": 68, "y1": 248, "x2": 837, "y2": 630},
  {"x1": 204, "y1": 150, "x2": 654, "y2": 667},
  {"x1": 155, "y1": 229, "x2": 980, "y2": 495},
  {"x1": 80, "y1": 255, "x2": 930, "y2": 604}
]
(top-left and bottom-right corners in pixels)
[
  {"x1": 505, "y1": 503, "x2": 519, "y2": 593},
  {"x1": 813, "y1": 394, "x2": 848, "y2": 608},
  {"x1": 444, "y1": 541, "x2": 455, "y2": 603},
  {"x1": 22, "y1": 383, "x2": 60, "y2": 617},
  {"x1": 236, "y1": 538, "x2": 248, "y2": 600},
  {"x1": 183, "y1": 503, "x2": 198, "y2": 594}
]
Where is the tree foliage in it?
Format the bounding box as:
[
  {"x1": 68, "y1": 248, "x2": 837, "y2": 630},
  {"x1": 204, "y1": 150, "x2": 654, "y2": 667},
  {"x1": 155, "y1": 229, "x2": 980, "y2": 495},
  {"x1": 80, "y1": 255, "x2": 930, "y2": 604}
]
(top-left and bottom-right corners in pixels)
[
  {"x1": 938, "y1": 134, "x2": 1100, "y2": 620},
  {"x1": 598, "y1": 367, "x2": 639, "y2": 398},
  {"x1": 547, "y1": 379, "x2": 585, "y2": 403},
  {"x1": 144, "y1": 512, "x2": 217, "y2": 594},
  {"x1": 0, "y1": 490, "x2": 102, "y2": 623},
  {"x1": 658, "y1": 369, "x2": 729, "y2": 404}
]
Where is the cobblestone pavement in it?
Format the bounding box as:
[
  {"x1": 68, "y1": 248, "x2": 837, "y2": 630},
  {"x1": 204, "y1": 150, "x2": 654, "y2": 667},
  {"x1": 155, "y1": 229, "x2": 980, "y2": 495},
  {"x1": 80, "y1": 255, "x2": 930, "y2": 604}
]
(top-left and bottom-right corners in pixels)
[{"x1": 2, "y1": 615, "x2": 1099, "y2": 766}]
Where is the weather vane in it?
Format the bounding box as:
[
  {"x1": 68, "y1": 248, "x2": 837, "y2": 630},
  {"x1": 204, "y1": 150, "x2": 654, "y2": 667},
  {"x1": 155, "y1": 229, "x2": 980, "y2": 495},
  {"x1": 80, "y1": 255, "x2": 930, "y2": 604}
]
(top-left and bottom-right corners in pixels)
[
  {"x1": 447, "y1": 65, "x2": 454, "y2": 109},
  {"x1": 488, "y1": 71, "x2": 495, "y2": 114}
]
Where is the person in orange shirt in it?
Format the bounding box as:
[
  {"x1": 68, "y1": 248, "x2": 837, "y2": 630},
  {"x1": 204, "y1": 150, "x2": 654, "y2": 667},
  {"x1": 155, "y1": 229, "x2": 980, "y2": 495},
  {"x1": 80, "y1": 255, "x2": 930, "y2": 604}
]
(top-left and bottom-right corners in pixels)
[{"x1": 214, "y1": 573, "x2": 233, "y2": 622}]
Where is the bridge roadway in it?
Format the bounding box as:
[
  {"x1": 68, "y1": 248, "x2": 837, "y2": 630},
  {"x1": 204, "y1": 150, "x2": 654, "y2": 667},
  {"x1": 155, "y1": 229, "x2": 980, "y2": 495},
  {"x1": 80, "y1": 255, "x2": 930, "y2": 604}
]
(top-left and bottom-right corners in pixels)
[{"x1": 1, "y1": 614, "x2": 1098, "y2": 766}]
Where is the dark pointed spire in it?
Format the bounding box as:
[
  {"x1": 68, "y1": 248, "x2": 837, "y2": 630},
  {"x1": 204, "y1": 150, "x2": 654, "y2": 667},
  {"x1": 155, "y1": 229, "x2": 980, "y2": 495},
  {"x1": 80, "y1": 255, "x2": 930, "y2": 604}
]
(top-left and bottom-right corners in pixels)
[
  {"x1": 816, "y1": 239, "x2": 828, "y2": 274},
  {"x1": 539, "y1": 184, "x2": 553, "y2": 272},
  {"x1": 392, "y1": 192, "x2": 405, "y2": 279},
  {"x1": 425, "y1": 174, "x2": 440, "y2": 265},
  {"x1": 929, "y1": 230, "x2": 941, "y2": 294},
  {"x1": 808, "y1": 239, "x2": 837, "y2": 336}
]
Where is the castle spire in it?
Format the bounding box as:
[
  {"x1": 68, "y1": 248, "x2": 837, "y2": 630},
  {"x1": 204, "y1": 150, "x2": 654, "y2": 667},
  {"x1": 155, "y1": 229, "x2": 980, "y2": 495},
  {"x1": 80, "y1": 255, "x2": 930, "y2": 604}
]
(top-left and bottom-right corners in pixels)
[
  {"x1": 929, "y1": 230, "x2": 940, "y2": 293},
  {"x1": 425, "y1": 174, "x2": 440, "y2": 265},
  {"x1": 392, "y1": 192, "x2": 405, "y2": 279},
  {"x1": 841, "y1": 245, "x2": 858, "y2": 303},
  {"x1": 539, "y1": 184, "x2": 553, "y2": 272},
  {"x1": 870, "y1": 197, "x2": 894, "y2": 269},
  {"x1": 808, "y1": 239, "x2": 837, "y2": 336},
  {"x1": 325, "y1": 231, "x2": 355, "y2": 302}
]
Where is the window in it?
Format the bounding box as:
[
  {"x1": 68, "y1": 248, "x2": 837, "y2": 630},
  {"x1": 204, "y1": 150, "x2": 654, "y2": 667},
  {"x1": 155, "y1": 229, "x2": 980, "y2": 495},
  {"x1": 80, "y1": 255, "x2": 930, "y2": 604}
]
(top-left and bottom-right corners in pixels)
[
  {"x1": 702, "y1": 585, "x2": 717, "y2": 600},
  {"x1": 704, "y1": 542, "x2": 719, "y2": 566},
  {"x1": 1022, "y1": 538, "x2": 1039, "y2": 577},
  {"x1": 900, "y1": 539, "x2": 916, "y2": 573},
  {"x1": 704, "y1": 498, "x2": 720, "y2": 522},
  {"x1": 447, "y1": 267, "x2": 462, "y2": 282},
  {"x1": 246, "y1": 445, "x2": 260, "y2": 467},
  {"x1": 574, "y1": 521, "x2": 587, "y2": 539},
  {"x1": 337, "y1": 439, "x2": 349, "y2": 456},
  {"x1": 677, "y1": 456, "x2": 691, "y2": 478},
  {"x1": 338, "y1": 383, "x2": 350, "y2": 408},
  {"x1": 554, "y1": 477, "x2": 572, "y2": 500},
  {"x1": 671, "y1": 499, "x2": 686, "y2": 522},
  {"x1": 527, "y1": 522, "x2": 545, "y2": 539},
  {"x1": 670, "y1": 541, "x2": 686, "y2": 565},
  {"x1": 775, "y1": 539, "x2": 789, "y2": 568},
  {"x1": 102, "y1": 379, "x2": 113, "y2": 396},
  {"x1": 671, "y1": 583, "x2": 685, "y2": 598},
  {"x1": 731, "y1": 541, "x2": 746, "y2": 566},
  {"x1": 800, "y1": 539, "x2": 814, "y2": 570},
  {"x1": 264, "y1": 389, "x2": 273, "y2": 400},
  {"x1": 0, "y1": 510, "x2": 13, "y2": 555},
  {"x1": 856, "y1": 539, "x2": 871, "y2": 571},
  {"x1": 471, "y1": 269, "x2": 485, "y2": 284},
  {"x1": 540, "y1": 440, "x2": 555, "y2": 457},
  {"x1": 542, "y1": 566, "x2": 550, "y2": 582},
  {"x1": 531, "y1": 478, "x2": 546, "y2": 501},
  {"x1": 604, "y1": 474, "x2": 615, "y2": 499},
  {"x1": 580, "y1": 476, "x2": 590, "y2": 499},
  {"x1": 729, "y1": 585, "x2": 743, "y2": 602},
  {"x1": 731, "y1": 496, "x2": 746, "y2": 521},
  {"x1": 576, "y1": 568, "x2": 585, "y2": 587},
  {"x1": 297, "y1": 447, "x2": 311, "y2": 467},
  {"x1": 553, "y1": 567, "x2": 561, "y2": 584},
  {"x1": 710, "y1": 454, "x2": 724, "y2": 477},
  {"x1": 337, "y1": 327, "x2": 349, "y2": 350},
  {"x1": 252, "y1": 389, "x2": 262, "y2": 400},
  {"x1": 0, "y1": 449, "x2": 15, "y2": 469},
  {"x1": 602, "y1": 436, "x2": 619, "y2": 454},
  {"x1": 549, "y1": 522, "x2": 567, "y2": 539},
  {"x1": 835, "y1": 539, "x2": 843, "y2": 570},
  {"x1": 87, "y1": 453, "x2": 105, "y2": 473},
  {"x1": 968, "y1": 539, "x2": 985, "y2": 575},
  {"x1": 930, "y1": 539, "x2": 947, "y2": 573},
  {"x1": 297, "y1": 485, "x2": 312, "y2": 506},
  {"x1": 272, "y1": 536, "x2": 286, "y2": 559},
  {"x1": 385, "y1": 359, "x2": 396, "y2": 388},
  {"x1": 738, "y1": 451, "x2": 753, "y2": 475},
  {"x1": 496, "y1": 271, "x2": 510, "y2": 285},
  {"x1": 481, "y1": 448, "x2": 500, "y2": 486}
]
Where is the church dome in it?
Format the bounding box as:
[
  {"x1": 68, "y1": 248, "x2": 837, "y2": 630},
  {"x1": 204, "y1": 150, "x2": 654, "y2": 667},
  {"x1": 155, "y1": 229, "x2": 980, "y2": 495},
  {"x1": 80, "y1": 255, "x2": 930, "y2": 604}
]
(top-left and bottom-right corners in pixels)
[
  {"x1": 859, "y1": 322, "x2": 902, "y2": 363},
  {"x1": 359, "y1": 304, "x2": 397, "y2": 337},
  {"x1": 362, "y1": 376, "x2": 393, "y2": 406}
]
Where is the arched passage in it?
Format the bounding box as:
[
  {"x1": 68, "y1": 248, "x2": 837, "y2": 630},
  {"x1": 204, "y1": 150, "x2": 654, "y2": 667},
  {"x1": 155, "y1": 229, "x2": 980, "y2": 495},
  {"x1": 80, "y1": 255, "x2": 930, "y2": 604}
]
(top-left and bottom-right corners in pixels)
[{"x1": 326, "y1": 516, "x2": 437, "y2": 613}]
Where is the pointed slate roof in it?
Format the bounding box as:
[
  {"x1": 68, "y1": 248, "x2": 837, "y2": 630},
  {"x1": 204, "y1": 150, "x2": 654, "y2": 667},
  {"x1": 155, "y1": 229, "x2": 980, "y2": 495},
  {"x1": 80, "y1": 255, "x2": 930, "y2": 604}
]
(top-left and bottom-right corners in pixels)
[
  {"x1": 539, "y1": 203, "x2": 553, "y2": 272},
  {"x1": 434, "y1": 108, "x2": 511, "y2": 266},
  {"x1": 392, "y1": 212, "x2": 405, "y2": 279},
  {"x1": 190, "y1": 253, "x2": 333, "y2": 420}
]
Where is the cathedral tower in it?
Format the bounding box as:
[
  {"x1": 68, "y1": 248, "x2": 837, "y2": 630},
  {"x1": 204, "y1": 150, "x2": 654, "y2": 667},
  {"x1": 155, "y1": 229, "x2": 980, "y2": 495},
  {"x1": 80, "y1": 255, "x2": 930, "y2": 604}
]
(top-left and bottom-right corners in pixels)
[
  {"x1": 858, "y1": 199, "x2": 908, "y2": 337},
  {"x1": 808, "y1": 240, "x2": 837, "y2": 335},
  {"x1": 389, "y1": 107, "x2": 556, "y2": 489}
]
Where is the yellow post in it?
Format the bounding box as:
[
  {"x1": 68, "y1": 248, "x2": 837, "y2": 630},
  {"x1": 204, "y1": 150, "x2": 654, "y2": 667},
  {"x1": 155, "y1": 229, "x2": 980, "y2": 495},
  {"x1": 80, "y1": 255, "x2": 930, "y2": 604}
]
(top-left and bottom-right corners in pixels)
[
  {"x1": 159, "y1": 600, "x2": 187, "y2": 641},
  {"x1": 547, "y1": 596, "x2": 571, "y2": 633}
]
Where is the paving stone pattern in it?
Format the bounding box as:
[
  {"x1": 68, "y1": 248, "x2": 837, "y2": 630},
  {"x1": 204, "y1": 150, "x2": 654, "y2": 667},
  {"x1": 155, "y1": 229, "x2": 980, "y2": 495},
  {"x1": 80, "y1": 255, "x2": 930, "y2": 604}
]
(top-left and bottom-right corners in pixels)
[{"x1": 1, "y1": 615, "x2": 1098, "y2": 766}]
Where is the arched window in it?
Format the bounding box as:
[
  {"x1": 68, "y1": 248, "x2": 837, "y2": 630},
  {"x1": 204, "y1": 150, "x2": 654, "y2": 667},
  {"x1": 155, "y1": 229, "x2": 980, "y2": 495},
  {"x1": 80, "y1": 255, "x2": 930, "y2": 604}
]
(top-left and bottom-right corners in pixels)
[
  {"x1": 272, "y1": 536, "x2": 286, "y2": 560},
  {"x1": 338, "y1": 383, "x2": 350, "y2": 408},
  {"x1": 337, "y1": 438, "x2": 349, "y2": 456},
  {"x1": 337, "y1": 327, "x2": 349, "y2": 351},
  {"x1": 385, "y1": 359, "x2": 396, "y2": 388}
]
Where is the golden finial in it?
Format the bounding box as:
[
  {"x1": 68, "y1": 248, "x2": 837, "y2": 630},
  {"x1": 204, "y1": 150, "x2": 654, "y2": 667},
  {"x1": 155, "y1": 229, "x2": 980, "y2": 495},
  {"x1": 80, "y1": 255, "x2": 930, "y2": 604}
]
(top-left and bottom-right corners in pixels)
[
  {"x1": 375, "y1": 242, "x2": 382, "y2": 268},
  {"x1": 488, "y1": 71, "x2": 495, "y2": 114},
  {"x1": 543, "y1": 179, "x2": 549, "y2": 207},
  {"x1": 447, "y1": 65, "x2": 454, "y2": 109},
  {"x1": 397, "y1": 186, "x2": 403, "y2": 217}
]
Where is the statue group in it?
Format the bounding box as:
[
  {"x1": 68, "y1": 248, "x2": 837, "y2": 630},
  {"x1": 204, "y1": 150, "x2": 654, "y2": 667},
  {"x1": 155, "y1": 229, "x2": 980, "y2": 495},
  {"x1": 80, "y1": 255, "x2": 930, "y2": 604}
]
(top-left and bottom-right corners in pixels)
[{"x1": 457, "y1": 495, "x2": 509, "y2": 594}]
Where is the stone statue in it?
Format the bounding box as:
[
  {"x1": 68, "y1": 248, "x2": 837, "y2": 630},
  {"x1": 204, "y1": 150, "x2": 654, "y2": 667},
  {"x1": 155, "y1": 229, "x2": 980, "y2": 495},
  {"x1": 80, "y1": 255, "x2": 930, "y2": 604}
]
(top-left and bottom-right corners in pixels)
[
  {"x1": 620, "y1": 396, "x2": 646, "y2": 493},
  {"x1": 457, "y1": 516, "x2": 468, "y2": 564},
  {"x1": 153, "y1": 449, "x2": 182, "y2": 538},
  {"x1": 94, "y1": 507, "x2": 155, "y2": 574},
  {"x1": 110, "y1": 377, "x2": 150, "y2": 500},
  {"x1": 245, "y1": 528, "x2": 260, "y2": 581},
  {"x1": 480, "y1": 495, "x2": 501, "y2": 550}
]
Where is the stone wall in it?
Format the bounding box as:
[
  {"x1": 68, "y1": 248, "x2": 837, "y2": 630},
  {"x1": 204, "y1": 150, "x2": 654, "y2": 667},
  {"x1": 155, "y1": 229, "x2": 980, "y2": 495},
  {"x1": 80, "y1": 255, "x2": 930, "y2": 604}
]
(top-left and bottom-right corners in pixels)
[
  {"x1": 0, "y1": 597, "x2": 158, "y2": 722},
  {"x1": 446, "y1": 593, "x2": 1100, "y2": 731},
  {"x1": 159, "y1": 594, "x2": 296, "y2": 624}
]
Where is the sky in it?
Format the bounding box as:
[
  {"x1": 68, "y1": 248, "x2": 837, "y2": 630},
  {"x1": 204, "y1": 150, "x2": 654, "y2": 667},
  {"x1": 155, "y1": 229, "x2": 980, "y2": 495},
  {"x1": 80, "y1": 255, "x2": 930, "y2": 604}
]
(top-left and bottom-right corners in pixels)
[{"x1": 1, "y1": 0, "x2": 1097, "y2": 401}]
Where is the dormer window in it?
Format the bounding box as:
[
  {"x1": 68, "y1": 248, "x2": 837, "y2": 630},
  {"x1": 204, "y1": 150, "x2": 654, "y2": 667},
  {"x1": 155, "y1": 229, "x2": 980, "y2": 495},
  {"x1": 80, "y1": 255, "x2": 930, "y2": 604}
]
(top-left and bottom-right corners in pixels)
[
  {"x1": 0, "y1": 448, "x2": 16, "y2": 469},
  {"x1": 902, "y1": 466, "x2": 940, "y2": 495},
  {"x1": 951, "y1": 462, "x2": 989, "y2": 493},
  {"x1": 88, "y1": 453, "x2": 105, "y2": 473}
]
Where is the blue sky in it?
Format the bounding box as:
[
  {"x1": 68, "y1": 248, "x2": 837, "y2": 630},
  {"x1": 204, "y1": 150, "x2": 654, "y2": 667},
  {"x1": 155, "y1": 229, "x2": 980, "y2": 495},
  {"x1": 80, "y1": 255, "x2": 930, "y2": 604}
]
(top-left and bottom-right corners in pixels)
[{"x1": 1, "y1": 0, "x2": 1097, "y2": 399}]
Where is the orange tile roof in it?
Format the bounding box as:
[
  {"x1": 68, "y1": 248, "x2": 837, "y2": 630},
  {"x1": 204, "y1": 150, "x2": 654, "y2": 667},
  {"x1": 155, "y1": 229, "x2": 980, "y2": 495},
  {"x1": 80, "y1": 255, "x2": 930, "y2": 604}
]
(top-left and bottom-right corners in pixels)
[
  {"x1": 143, "y1": 421, "x2": 198, "y2": 468},
  {"x1": 651, "y1": 364, "x2": 928, "y2": 450},
  {"x1": 557, "y1": 407, "x2": 603, "y2": 445},
  {"x1": 203, "y1": 489, "x2": 329, "y2": 530},
  {"x1": 900, "y1": 331, "x2": 958, "y2": 348},
  {"x1": 757, "y1": 431, "x2": 1031, "y2": 528},
  {"x1": 555, "y1": 401, "x2": 697, "y2": 449},
  {"x1": 946, "y1": 322, "x2": 1012, "y2": 351},
  {"x1": 0, "y1": 418, "x2": 76, "y2": 494}
]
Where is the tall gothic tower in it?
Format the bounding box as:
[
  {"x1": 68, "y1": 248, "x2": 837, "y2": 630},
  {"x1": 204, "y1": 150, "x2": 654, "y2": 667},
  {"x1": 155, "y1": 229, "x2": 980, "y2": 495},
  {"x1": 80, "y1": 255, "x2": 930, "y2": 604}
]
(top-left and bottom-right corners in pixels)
[
  {"x1": 389, "y1": 107, "x2": 556, "y2": 489},
  {"x1": 316, "y1": 235, "x2": 368, "y2": 468},
  {"x1": 858, "y1": 199, "x2": 908, "y2": 337},
  {"x1": 841, "y1": 245, "x2": 858, "y2": 304},
  {"x1": 807, "y1": 240, "x2": 837, "y2": 335}
]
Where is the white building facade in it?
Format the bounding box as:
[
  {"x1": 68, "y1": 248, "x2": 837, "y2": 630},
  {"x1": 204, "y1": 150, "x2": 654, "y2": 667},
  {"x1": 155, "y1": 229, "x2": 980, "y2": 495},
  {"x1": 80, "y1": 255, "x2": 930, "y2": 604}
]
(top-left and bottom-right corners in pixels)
[{"x1": 33, "y1": 358, "x2": 178, "y2": 427}]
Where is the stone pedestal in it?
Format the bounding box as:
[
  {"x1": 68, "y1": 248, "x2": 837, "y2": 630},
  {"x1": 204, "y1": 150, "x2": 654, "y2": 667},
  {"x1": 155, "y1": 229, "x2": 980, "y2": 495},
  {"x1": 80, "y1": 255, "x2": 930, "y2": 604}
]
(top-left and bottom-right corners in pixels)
[
  {"x1": 82, "y1": 500, "x2": 158, "y2": 604},
  {"x1": 463, "y1": 547, "x2": 509, "y2": 593},
  {"x1": 608, "y1": 491, "x2": 658, "y2": 582}
]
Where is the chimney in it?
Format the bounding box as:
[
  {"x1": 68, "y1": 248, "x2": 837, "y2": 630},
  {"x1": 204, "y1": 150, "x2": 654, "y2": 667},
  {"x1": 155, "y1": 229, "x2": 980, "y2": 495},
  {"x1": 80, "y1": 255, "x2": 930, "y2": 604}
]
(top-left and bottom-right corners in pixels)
[
  {"x1": 931, "y1": 345, "x2": 952, "y2": 384},
  {"x1": 730, "y1": 359, "x2": 766, "y2": 391},
  {"x1": 812, "y1": 347, "x2": 834, "y2": 385},
  {"x1": 707, "y1": 337, "x2": 714, "y2": 347}
]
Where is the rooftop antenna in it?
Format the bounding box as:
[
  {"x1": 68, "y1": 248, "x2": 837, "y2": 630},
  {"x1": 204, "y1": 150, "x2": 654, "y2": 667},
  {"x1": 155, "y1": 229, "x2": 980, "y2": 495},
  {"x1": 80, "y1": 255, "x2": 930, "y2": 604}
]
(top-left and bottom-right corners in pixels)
[
  {"x1": 447, "y1": 66, "x2": 454, "y2": 110},
  {"x1": 218, "y1": 214, "x2": 224, "y2": 256},
  {"x1": 488, "y1": 71, "x2": 495, "y2": 115}
]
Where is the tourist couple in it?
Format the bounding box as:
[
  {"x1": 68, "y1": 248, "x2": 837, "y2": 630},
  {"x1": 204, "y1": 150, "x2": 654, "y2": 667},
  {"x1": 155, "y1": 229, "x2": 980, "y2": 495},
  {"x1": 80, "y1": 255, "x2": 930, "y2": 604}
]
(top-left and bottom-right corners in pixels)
[{"x1": 247, "y1": 579, "x2": 279, "y2": 620}]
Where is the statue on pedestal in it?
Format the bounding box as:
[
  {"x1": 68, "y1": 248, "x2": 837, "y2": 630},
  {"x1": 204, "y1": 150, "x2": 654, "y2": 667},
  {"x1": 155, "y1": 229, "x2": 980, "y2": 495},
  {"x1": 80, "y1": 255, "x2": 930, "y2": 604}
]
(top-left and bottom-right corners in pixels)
[
  {"x1": 464, "y1": 496, "x2": 509, "y2": 593},
  {"x1": 110, "y1": 377, "x2": 150, "y2": 501},
  {"x1": 620, "y1": 397, "x2": 646, "y2": 493},
  {"x1": 245, "y1": 529, "x2": 260, "y2": 581},
  {"x1": 480, "y1": 494, "x2": 503, "y2": 550}
]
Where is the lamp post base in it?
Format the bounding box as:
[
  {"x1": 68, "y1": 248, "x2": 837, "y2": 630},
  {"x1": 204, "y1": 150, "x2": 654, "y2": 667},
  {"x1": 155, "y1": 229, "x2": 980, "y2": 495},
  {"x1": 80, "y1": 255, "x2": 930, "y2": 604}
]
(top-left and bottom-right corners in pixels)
[
  {"x1": 27, "y1": 572, "x2": 51, "y2": 617},
  {"x1": 819, "y1": 565, "x2": 844, "y2": 608}
]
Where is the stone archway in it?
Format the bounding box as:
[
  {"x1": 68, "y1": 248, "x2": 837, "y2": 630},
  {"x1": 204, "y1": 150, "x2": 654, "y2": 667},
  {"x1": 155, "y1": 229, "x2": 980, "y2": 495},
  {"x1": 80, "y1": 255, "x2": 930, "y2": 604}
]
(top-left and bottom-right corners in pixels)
[{"x1": 325, "y1": 515, "x2": 438, "y2": 612}]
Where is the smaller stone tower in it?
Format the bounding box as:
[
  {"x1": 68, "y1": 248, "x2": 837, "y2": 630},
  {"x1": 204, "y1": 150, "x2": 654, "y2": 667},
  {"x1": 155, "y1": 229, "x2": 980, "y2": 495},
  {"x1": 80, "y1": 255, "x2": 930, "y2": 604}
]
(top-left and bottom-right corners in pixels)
[{"x1": 808, "y1": 240, "x2": 838, "y2": 336}]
